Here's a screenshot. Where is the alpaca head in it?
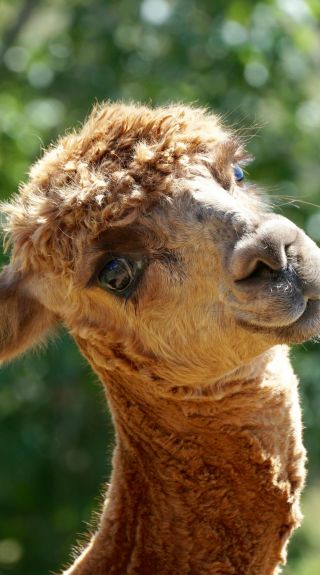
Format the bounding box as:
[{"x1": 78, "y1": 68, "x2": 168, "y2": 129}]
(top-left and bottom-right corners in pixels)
[{"x1": 1, "y1": 103, "x2": 320, "y2": 388}]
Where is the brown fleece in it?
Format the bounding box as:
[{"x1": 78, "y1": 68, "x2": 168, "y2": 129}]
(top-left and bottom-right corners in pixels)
[
  {"x1": 63, "y1": 337, "x2": 304, "y2": 575},
  {"x1": 0, "y1": 103, "x2": 313, "y2": 575}
]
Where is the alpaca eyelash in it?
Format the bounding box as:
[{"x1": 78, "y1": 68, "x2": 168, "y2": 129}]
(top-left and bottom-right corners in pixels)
[
  {"x1": 96, "y1": 256, "x2": 146, "y2": 298},
  {"x1": 89, "y1": 250, "x2": 180, "y2": 299}
]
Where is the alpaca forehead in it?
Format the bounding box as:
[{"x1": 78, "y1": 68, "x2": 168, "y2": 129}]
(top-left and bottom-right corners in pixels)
[
  {"x1": 189, "y1": 175, "x2": 237, "y2": 212},
  {"x1": 81, "y1": 178, "x2": 226, "y2": 259},
  {"x1": 188, "y1": 175, "x2": 259, "y2": 223},
  {"x1": 75, "y1": 175, "x2": 254, "y2": 282}
]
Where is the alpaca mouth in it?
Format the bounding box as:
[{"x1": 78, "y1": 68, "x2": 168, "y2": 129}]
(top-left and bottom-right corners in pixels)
[
  {"x1": 232, "y1": 266, "x2": 320, "y2": 343},
  {"x1": 236, "y1": 298, "x2": 320, "y2": 343},
  {"x1": 278, "y1": 298, "x2": 320, "y2": 340}
]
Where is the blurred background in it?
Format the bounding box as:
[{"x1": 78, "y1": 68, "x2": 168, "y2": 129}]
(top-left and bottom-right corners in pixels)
[{"x1": 0, "y1": 0, "x2": 320, "y2": 574}]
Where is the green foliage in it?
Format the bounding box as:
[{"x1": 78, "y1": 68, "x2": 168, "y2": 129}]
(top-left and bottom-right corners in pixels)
[{"x1": 0, "y1": 1, "x2": 319, "y2": 573}]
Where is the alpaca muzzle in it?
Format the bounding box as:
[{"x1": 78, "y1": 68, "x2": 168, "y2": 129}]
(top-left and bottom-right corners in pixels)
[{"x1": 226, "y1": 214, "x2": 320, "y2": 340}]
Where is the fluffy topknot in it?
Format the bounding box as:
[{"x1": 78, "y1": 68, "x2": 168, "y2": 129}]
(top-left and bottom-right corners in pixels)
[{"x1": 1, "y1": 102, "x2": 241, "y2": 274}]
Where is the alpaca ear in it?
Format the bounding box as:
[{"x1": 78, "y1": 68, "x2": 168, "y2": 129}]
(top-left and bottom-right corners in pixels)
[{"x1": 0, "y1": 266, "x2": 57, "y2": 364}]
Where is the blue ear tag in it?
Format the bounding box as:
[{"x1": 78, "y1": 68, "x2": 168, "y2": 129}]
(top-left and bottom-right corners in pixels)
[{"x1": 233, "y1": 164, "x2": 244, "y2": 182}]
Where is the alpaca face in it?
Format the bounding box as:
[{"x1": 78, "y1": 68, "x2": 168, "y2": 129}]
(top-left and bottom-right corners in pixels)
[
  {"x1": 14, "y1": 170, "x2": 320, "y2": 386},
  {"x1": 75, "y1": 177, "x2": 320, "y2": 384},
  {"x1": 1, "y1": 103, "x2": 320, "y2": 383}
]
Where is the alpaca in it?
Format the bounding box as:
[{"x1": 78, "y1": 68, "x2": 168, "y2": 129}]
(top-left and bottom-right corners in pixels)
[{"x1": 1, "y1": 103, "x2": 320, "y2": 575}]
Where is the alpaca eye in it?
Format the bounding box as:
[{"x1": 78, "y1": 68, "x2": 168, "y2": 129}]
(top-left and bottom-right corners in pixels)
[
  {"x1": 98, "y1": 258, "x2": 135, "y2": 295},
  {"x1": 233, "y1": 164, "x2": 244, "y2": 182}
]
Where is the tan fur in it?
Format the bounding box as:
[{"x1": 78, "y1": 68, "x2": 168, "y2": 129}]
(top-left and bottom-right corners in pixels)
[
  {"x1": 1, "y1": 102, "x2": 319, "y2": 575},
  {"x1": 0, "y1": 266, "x2": 56, "y2": 362}
]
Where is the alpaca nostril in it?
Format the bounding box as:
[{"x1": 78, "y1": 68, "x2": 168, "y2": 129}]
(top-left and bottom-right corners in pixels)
[
  {"x1": 230, "y1": 216, "x2": 300, "y2": 283},
  {"x1": 253, "y1": 243, "x2": 288, "y2": 274},
  {"x1": 231, "y1": 238, "x2": 288, "y2": 282},
  {"x1": 239, "y1": 258, "x2": 285, "y2": 282}
]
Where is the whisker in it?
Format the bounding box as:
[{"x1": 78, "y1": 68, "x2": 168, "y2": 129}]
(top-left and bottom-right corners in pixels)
[{"x1": 272, "y1": 197, "x2": 320, "y2": 210}]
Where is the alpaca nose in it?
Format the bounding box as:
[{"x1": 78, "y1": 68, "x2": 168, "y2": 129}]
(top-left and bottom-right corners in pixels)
[{"x1": 230, "y1": 216, "x2": 298, "y2": 281}]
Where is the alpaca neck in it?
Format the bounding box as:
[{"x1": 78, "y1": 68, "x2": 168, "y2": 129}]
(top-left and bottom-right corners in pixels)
[{"x1": 66, "y1": 346, "x2": 305, "y2": 575}]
